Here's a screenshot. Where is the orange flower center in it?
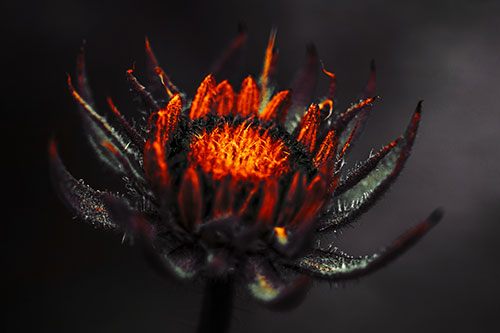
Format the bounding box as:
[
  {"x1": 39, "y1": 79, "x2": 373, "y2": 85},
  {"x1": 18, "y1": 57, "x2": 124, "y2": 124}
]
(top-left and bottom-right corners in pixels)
[{"x1": 189, "y1": 122, "x2": 291, "y2": 182}]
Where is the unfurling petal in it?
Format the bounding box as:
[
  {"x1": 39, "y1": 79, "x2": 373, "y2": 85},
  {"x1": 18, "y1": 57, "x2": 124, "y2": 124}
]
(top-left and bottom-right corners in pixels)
[
  {"x1": 177, "y1": 166, "x2": 203, "y2": 230},
  {"x1": 244, "y1": 257, "x2": 311, "y2": 310},
  {"x1": 189, "y1": 74, "x2": 217, "y2": 119},
  {"x1": 295, "y1": 209, "x2": 443, "y2": 279},
  {"x1": 259, "y1": 29, "x2": 278, "y2": 109},
  {"x1": 236, "y1": 76, "x2": 259, "y2": 117},
  {"x1": 213, "y1": 80, "x2": 235, "y2": 116},
  {"x1": 259, "y1": 90, "x2": 291, "y2": 125},
  {"x1": 318, "y1": 102, "x2": 422, "y2": 232},
  {"x1": 294, "y1": 104, "x2": 320, "y2": 154}
]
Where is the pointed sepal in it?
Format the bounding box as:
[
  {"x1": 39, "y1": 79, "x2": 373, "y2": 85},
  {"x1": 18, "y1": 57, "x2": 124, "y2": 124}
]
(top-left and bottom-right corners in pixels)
[{"x1": 295, "y1": 209, "x2": 443, "y2": 280}]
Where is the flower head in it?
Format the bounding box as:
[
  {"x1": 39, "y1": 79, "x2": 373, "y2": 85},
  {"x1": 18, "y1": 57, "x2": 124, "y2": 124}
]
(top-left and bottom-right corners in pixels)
[{"x1": 50, "y1": 30, "x2": 442, "y2": 309}]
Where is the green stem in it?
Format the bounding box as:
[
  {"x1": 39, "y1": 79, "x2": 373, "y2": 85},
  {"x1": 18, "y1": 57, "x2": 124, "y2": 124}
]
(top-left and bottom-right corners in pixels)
[{"x1": 196, "y1": 278, "x2": 234, "y2": 333}]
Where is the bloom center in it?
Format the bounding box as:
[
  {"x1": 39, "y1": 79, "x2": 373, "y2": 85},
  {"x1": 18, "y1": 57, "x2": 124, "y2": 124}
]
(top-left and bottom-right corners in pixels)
[{"x1": 189, "y1": 122, "x2": 291, "y2": 182}]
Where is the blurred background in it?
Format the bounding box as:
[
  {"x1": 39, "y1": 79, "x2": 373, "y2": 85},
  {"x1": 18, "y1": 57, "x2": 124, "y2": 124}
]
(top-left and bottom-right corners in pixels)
[{"x1": 4, "y1": 0, "x2": 500, "y2": 332}]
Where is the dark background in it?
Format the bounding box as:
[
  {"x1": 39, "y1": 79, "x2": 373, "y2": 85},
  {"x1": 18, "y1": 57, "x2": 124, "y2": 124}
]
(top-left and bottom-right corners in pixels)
[{"x1": 5, "y1": 0, "x2": 500, "y2": 332}]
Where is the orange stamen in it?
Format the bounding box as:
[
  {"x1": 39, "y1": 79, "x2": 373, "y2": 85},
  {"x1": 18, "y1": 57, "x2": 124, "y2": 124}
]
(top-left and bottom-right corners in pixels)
[
  {"x1": 236, "y1": 76, "x2": 260, "y2": 117},
  {"x1": 189, "y1": 74, "x2": 217, "y2": 119},
  {"x1": 189, "y1": 122, "x2": 290, "y2": 182}
]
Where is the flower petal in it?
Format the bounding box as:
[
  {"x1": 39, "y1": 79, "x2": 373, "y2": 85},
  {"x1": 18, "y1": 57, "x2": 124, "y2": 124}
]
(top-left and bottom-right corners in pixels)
[
  {"x1": 189, "y1": 74, "x2": 217, "y2": 119},
  {"x1": 318, "y1": 102, "x2": 422, "y2": 232},
  {"x1": 259, "y1": 90, "x2": 291, "y2": 125},
  {"x1": 295, "y1": 209, "x2": 443, "y2": 280},
  {"x1": 259, "y1": 29, "x2": 278, "y2": 109},
  {"x1": 294, "y1": 103, "x2": 320, "y2": 154},
  {"x1": 213, "y1": 80, "x2": 235, "y2": 116},
  {"x1": 177, "y1": 166, "x2": 203, "y2": 230},
  {"x1": 236, "y1": 76, "x2": 259, "y2": 117},
  {"x1": 244, "y1": 257, "x2": 311, "y2": 310}
]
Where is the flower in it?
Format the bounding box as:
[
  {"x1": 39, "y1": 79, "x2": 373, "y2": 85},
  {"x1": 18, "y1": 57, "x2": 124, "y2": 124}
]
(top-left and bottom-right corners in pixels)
[{"x1": 50, "y1": 30, "x2": 442, "y2": 310}]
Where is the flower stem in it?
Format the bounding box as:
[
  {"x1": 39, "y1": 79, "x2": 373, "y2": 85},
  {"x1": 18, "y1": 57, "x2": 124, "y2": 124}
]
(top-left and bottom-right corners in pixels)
[{"x1": 196, "y1": 277, "x2": 234, "y2": 333}]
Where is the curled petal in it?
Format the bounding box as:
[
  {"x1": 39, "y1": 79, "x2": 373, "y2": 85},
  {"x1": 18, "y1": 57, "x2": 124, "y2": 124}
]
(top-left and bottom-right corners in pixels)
[
  {"x1": 295, "y1": 209, "x2": 443, "y2": 280},
  {"x1": 318, "y1": 102, "x2": 422, "y2": 231},
  {"x1": 244, "y1": 257, "x2": 311, "y2": 310}
]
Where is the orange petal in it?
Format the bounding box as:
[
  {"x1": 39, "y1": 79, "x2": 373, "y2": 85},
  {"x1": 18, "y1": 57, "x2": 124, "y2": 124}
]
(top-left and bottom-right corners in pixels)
[
  {"x1": 189, "y1": 74, "x2": 217, "y2": 119},
  {"x1": 259, "y1": 90, "x2": 291, "y2": 124},
  {"x1": 214, "y1": 80, "x2": 235, "y2": 116},
  {"x1": 143, "y1": 94, "x2": 182, "y2": 190},
  {"x1": 314, "y1": 130, "x2": 338, "y2": 193},
  {"x1": 289, "y1": 174, "x2": 327, "y2": 228},
  {"x1": 296, "y1": 104, "x2": 320, "y2": 154},
  {"x1": 213, "y1": 176, "x2": 234, "y2": 218},
  {"x1": 256, "y1": 178, "x2": 279, "y2": 226},
  {"x1": 321, "y1": 64, "x2": 336, "y2": 101},
  {"x1": 276, "y1": 172, "x2": 306, "y2": 226},
  {"x1": 314, "y1": 130, "x2": 338, "y2": 173},
  {"x1": 260, "y1": 29, "x2": 277, "y2": 106},
  {"x1": 156, "y1": 94, "x2": 182, "y2": 145},
  {"x1": 178, "y1": 166, "x2": 203, "y2": 230},
  {"x1": 236, "y1": 76, "x2": 259, "y2": 117}
]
